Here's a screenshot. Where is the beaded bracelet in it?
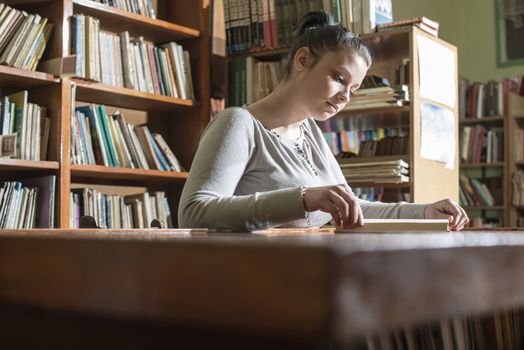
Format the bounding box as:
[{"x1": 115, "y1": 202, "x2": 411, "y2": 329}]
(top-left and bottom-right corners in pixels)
[{"x1": 301, "y1": 186, "x2": 312, "y2": 226}]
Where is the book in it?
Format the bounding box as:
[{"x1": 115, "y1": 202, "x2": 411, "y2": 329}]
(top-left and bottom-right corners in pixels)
[{"x1": 335, "y1": 219, "x2": 450, "y2": 233}]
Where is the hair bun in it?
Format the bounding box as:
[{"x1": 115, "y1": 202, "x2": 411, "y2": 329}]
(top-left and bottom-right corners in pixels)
[{"x1": 296, "y1": 11, "x2": 336, "y2": 36}]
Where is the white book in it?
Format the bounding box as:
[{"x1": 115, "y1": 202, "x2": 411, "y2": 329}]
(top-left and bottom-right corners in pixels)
[
  {"x1": 183, "y1": 50, "x2": 194, "y2": 100},
  {"x1": 128, "y1": 124, "x2": 150, "y2": 169},
  {"x1": 0, "y1": 12, "x2": 32, "y2": 64},
  {"x1": 15, "y1": 187, "x2": 29, "y2": 229},
  {"x1": 133, "y1": 44, "x2": 146, "y2": 92},
  {"x1": 152, "y1": 133, "x2": 183, "y2": 172},
  {"x1": 14, "y1": 15, "x2": 45, "y2": 68},
  {"x1": 335, "y1": 219, "x2": 450, "y2": 233}
]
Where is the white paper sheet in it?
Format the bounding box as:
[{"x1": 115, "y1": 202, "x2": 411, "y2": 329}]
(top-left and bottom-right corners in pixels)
[
  {"x1": 420, "y1": 103, "x2": 455, "y2": 169},
  {"x1": 417, "y1": 35, "x2": 456, "y2": 109}
]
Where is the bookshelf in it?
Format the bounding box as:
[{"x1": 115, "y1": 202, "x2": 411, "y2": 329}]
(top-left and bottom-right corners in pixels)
[
  {"x1": 459, "y1": 86, "x2": 524, "y2": 227},
  {"x1": 1, "y1": 0, "x2": 210, "y2": 228},
  {"x1": 335, "y1": 27, "x2": 459, "y2": 204},
  {"x1": 506, "y1": 92, "x2": 524, "y2": 227}
]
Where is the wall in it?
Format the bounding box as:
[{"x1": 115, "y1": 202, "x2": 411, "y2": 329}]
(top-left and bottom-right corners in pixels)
[{"x1": 393, "y1": 0, "x2": 524, "y2": 82}]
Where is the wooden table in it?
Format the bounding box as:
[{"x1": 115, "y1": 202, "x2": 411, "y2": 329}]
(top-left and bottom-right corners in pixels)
[{"x1": 1, "y1": 229, "x2": 524, "y2": 349}]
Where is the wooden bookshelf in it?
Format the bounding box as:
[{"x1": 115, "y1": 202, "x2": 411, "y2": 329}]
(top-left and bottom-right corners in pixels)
[
  {"x1": 70, "y1": 164, "x2": 188, "y2": 182},
  {"x1": 338, "y1": 155, "x2": 410, "y2": 165},
  {"x1": 0, "y1": 159, "x2": 60, "y2": 171},
  {"x1": 74, "y1": 80, "x2": 197, "y2": 111},
  {"x1": 0, "y1": 65, "x2": 59, "y2": 88},
  {"x1": 506, "y1": 92, "x2": 524, "y2": 227},
  {"x1": 459, "y1": 116, "x2": 505, "y2": 125},
  {"x1": 1, "y1": 0, "x2": 210, "y2": 228},
  {"x1": 460, "y1": 162, "x2": 505, "y2": 168}
]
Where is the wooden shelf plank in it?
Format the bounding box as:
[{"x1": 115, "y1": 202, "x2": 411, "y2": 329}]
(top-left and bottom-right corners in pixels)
[
  {"x1": 459, "y1": 116, "x2": 505, "y2": 125},
  {"x1": 72, "y1": 0, "x2": 199, "y2": 42},
  {"x1": 338, "y1": 155, "x2": 409, "y2": 165},
  {"x1": 0, "y1": 159, "x2": 59, "y2": 171},
  {"x1": 228, "y1": 47, "x2": 290, "y2": 59},
  {"x1": 460, "y1": 162, "x2": 505, "y2": 168},
  {"x1": 71, "y1": 164, "x2": 189, "y2": 182},
  {"x1": 347, "y1": 182, "x2": 410, "y2": 188},
  {"x1": 0, "y1": 65, "x2": 58, "y2": 89},
  {"x1": 74, "y1": 80, "x2": 196, "y2": 111},
  {"x1": 337, "y1": 105, "x2": 410, "y2": 117}
]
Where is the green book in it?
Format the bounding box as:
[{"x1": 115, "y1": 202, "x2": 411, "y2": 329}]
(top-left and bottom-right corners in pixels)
[{"x1": 96, "y1": 105, "x2": 119, "y2": 167}]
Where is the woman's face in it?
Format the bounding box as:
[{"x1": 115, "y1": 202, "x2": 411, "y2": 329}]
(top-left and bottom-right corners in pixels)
[{"x1": 295, "y1": 47, "x2": 369, "y2": 121}]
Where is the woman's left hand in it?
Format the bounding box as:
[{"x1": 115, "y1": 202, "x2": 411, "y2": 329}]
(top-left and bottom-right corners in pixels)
[{"x1": 424, "y1": 198, "x2": 469, "y2": 231}]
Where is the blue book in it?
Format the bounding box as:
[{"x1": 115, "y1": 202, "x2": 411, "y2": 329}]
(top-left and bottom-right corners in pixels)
[
  {"x1": 144, "y1": 127, "x2": 170, "y2": 171},
  {"x1": 76, "y1": 105, "x2": 108, "y2": 166}
]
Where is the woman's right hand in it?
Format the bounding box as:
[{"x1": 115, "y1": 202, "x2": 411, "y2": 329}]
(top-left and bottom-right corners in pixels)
[{"x1": 302, "y1": 185, "x2": 363, "y2": 228}]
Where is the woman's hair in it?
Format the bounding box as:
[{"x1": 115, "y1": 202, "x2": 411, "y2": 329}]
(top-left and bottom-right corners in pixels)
[{"x1": 284, "y1": 11, "x2": 372, "y2": 79}]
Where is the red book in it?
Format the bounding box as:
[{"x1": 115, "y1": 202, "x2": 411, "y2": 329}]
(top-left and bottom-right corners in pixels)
[{"x1": 146, "y1": 42, "x2": 160, "y2": 95}]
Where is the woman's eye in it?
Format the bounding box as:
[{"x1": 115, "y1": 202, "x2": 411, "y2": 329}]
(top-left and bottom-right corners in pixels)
[{"x1": 333, "y1": 74, "x2": 344, "y2": 83}]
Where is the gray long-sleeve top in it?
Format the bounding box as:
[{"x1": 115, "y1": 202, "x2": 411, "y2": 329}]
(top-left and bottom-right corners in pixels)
[{"x1": 178, "y1": 107, "x2": 427, "y2": 231}]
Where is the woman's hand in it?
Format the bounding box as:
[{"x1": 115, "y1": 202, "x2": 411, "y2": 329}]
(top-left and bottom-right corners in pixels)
[
  {"x1": 424, "y1": 198, "x2": 469, "y2": 231},
  {"x1": 302, "y1": 185, "x2": 363, "y2": 228}
]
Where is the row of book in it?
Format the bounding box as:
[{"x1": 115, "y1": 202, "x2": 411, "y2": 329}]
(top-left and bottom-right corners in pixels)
[
  {"x1": 459, "y1": 175, "x2": 499, "y2": 207},
  {"x1": 0, "y1": 90, "x2": 51, "y2": 161},
  {"x1": 88, "y1": 0, "x2": 156, "y2": 19},
  {"x1": 360, "y1": 310, "x2": 521, "y2": 350},
  {"x1": 0, "y1": 176, "x2": 55, "y2": 229},
  {"x1": 0, "y1": 3, "x2": 54, "y2": 71},
  {"x1": 356, "y1": 136, "x2": 409, "y2": 157},
  {"x1": 70, "y1": 188, "x2": 173, "y2": 229},
  {"x1": 223, "y1": 0, "x2": 393, "y2": 54},
  {"x1": 227, "y1": 56, "x2": 286, "y2": 106},
  {"x1": 459, "y1": 79, "x2": 505, "y2": 119},
  {"x1": 459, "y1": 76, "x2": 524, "y2": 119},
  {"x1": 323, "y1": 127, "x2": 407, "y2": 156},
  {"x1": 460, "y1": 125, "x2": 504, "y2": 163},
  {"x1": 461, "y1": 125, "x2": 504, "y2": 164},
  {"x1": 352, "y1": 187, "x2": 410, "y2": 202},
  {"x1": 340, "y1": 159, "x2": 409, "y2": 184},
  {"x1": 70, "y1": 14, "x2": 195, "y2": 100},
  {"x1": 71, "y1": 104, "x2": 183, "y2": 171}
]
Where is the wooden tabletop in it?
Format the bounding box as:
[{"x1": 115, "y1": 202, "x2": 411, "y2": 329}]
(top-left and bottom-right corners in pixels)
[{"x1": 1, "y1": 228, "x2": 524, "y2": 344}]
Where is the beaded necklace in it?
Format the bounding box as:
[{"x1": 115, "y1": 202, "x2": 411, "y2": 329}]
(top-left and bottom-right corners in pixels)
[{"x1": 267, "y1": 123, "x2": 318, "y2": 176}]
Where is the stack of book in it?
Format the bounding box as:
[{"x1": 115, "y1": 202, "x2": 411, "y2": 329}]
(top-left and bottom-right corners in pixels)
[
  {"x1": 461, "y1": 125, "x2": 504, "y2": 163},
  {"x1": 344, "y1": 84, "x2": 409, "y2": 111},
  {"x1": 88, "y1": 0, "x2": 156, "y2": 19},
  {"x1": 0, "y1": 90, "x2": 51, "y2": 161},
  {"x1": 70, "y1": 15, "x2": 194, "y2": 99},
  {"x1": 340, "y1": 159, "x2": 410, "y2": 184},
  {"x1": 459, "y1": 175, "x2": 498, "y2": 207},
  {"x1": 375, "y1": 16, "x2": 439, "y2": 37},
  {"x1": 0, "y1": 3, "x2": 54, "y2": 71},
  {"x1": 70, "y1": 188, "x2": 173, "y2": 229},
  {"x1": 0, "y1": 175, "x2": 55, "y2": 229},
  {"x1": 71, "y1": 104, "x2": 183, "y2": 171}
]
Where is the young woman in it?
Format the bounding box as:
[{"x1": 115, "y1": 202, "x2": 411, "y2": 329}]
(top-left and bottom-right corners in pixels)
[{"x1": 178, "y1": 11, "x2": 469, "y2": 231}]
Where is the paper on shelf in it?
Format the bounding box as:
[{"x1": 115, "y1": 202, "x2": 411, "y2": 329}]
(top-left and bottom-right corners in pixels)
[{"x1": 417, "y1": 35, "x2": 456, "y2": 108}]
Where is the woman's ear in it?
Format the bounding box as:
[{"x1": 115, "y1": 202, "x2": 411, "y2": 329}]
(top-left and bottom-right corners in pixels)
[{"x1": 294, "y1": 47, "x2": 311, "y2": 72}]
